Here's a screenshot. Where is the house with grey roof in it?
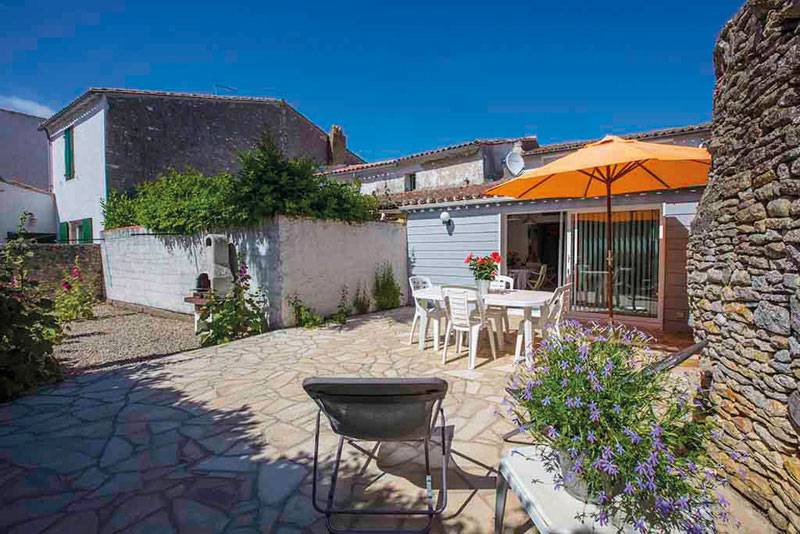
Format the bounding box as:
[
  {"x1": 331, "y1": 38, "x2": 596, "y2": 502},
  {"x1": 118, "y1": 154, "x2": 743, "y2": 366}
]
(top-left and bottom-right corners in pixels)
[
  {"x1": 40, "y1": 88, "x2": 363, "y2": 243},
  {"x1": 0, "y1": 108, "x2": 56, "y2": 242},
  {"x1": 324, "y1": 123, "x2": 711, "y2": 333}
]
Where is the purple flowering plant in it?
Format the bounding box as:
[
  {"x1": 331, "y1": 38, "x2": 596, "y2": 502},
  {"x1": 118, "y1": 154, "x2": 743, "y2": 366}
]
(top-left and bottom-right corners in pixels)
[{"x1": 506, "y1": 321, "x2": 731, "y2": 532}]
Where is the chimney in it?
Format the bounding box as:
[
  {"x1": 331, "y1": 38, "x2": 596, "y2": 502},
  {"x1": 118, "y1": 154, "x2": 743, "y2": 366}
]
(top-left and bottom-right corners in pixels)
[
  {"x1": 519, "y1": 135, "x2": 539, "y2": 152},
  {"x1": 328, "y1": 125, "x2": 348, "y2": 165}
]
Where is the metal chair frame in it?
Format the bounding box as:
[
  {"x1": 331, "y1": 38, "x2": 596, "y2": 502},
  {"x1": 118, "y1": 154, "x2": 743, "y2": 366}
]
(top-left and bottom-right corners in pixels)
[{"x1": 308, "y1": 383, "x2": 450, "y2": 533}]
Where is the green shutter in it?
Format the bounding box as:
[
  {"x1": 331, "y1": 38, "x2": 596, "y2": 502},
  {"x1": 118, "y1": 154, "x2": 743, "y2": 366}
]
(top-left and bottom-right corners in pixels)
[
  {"x1": 80, "y1": 218, "x2": 93, "y2": 243},
  {"x1": 59, "y1": 222, "x2": 69, "y2": 243},
  {"x1": 64, "y1": 128, "x2": 74, "y2": 179}
]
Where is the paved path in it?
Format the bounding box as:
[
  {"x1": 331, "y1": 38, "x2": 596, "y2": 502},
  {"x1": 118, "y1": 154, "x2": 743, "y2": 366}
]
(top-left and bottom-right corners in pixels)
[{"x1": 1, "y1": 308, "x2": 533, "y2": 533}]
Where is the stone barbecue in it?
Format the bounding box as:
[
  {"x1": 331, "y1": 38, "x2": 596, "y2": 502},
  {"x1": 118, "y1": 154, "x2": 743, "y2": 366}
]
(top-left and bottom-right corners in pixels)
[{"x1": 687, "y1": 0, "x2": 800, "y2": 531}]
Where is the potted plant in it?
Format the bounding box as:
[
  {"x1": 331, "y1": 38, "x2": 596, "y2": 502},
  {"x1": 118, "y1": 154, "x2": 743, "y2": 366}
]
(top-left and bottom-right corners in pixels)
[
  {"x1": 464, "y1": 251, "x2": 501, "y2": 295},
  {"x1": 506, "y1": 321, "x2": 733, "y2": 532}
]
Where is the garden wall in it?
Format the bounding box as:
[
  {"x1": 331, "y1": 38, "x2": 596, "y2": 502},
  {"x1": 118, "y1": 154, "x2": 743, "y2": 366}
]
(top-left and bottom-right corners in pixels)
[
  {"x1": 26, "y1": 244, "x2": 104, "y2": 299},
  {"x1": 686, "y1": 0, "x2": 800, "y2": 530},
  {"x1": 101, "y1": 216, "x2": 407, "y2": 328}
]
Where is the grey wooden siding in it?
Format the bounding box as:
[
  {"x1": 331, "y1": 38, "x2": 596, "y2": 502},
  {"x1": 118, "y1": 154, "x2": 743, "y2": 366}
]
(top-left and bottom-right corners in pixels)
[
  {"x1": 405, "y1": 189, "x2": 702, "y2": 331},
  {"x1": 407, "y1": 211, "x2": 500, "y2": 285}
]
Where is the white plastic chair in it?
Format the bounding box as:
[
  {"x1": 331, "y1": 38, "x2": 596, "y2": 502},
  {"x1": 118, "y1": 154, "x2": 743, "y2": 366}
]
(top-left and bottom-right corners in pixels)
[
  {"x1": 487, "y1": 275, "x2": 514, "y2": 348},
  {"x1": 514, "y1": 284, "x2": 572, "y2": 359},
  {"x1": 442, "y1": 286, "x2": 497, "y2": 370},
  {"x1": 409, "y1": 276, "x2": 445, "y2": 351}
]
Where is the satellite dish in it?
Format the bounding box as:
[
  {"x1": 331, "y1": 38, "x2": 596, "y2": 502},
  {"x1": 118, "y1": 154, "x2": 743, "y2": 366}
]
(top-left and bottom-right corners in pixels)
[{"x1": 504, "y1": 151, "x2": 525, "y2": 176}]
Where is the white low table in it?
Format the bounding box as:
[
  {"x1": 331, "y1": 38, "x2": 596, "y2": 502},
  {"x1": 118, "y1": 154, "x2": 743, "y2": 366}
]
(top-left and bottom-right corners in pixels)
[
  {"x1": 412, "y1": 287, "x2": 552, "y2": 364},
  {"x1": 495, "y1": 446, "x2": 627, "y2": 534}
]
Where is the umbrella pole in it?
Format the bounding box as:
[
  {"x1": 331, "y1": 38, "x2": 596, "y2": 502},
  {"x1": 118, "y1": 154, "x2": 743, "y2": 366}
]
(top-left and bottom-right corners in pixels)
[{"x1": 606, "y1": 182, "x2": 614, "y2": 323}]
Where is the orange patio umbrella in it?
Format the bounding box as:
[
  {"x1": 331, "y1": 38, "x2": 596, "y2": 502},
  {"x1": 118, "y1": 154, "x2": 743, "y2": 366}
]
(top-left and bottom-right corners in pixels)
[{"x1": 485, "y1": 135, "x2": 710, "y2": 320}]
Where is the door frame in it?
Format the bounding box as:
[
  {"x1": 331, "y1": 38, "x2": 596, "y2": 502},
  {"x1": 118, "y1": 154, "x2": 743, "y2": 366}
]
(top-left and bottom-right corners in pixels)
[{"x1": 563, "y1": 203, "x2": 665, "y2": 330}]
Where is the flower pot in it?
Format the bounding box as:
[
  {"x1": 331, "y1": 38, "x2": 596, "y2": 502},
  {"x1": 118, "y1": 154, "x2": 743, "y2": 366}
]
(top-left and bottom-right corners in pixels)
[
  {"x1": 475, "y1": 279, "x2": 491, "y2": 297},
  {"x1": 557, "y1": 450, "x2": 623, "y2": 506},
  {"x1": 556, "y1": 449, "x2": 596, "y2": 503}
]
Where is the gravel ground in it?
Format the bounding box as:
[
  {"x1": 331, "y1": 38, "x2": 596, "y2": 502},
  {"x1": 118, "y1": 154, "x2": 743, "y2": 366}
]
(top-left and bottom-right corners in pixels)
[{"x1": 54, "y1": 303, "x2": 201, "y2": 373}]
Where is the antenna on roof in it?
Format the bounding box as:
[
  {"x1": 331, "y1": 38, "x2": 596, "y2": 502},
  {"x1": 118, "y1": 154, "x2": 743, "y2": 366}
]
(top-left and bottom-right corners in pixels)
[{"x1": 213, "y1": 84, "x2": 239, "y2": 95}]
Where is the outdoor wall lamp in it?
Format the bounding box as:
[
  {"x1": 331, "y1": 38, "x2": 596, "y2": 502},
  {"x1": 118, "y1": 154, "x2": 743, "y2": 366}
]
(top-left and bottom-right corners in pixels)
[{"x1": 440, "y1": 211, "x2": 454, "y2": 235}]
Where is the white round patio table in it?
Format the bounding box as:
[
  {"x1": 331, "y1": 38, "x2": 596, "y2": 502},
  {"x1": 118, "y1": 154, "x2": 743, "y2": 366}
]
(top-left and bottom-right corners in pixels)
[{"x1": 412, "y1": 287, "x2": 553, "y2": 365}]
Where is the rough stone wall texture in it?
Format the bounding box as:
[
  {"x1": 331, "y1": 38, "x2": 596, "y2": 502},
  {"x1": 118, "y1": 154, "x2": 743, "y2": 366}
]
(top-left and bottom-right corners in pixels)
[
  {"x1": 104, "y1": 94, "x2": 361, "y2": 193},
  {"x1": 687, "y1": 1, "x2": 800, "y2": 530},
  {"x1": 26, "y1": 244, "x2": 104, "y2": 299}
]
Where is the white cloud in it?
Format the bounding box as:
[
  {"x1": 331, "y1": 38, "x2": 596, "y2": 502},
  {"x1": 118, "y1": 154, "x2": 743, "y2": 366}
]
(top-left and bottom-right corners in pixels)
[{"x1": 0, "y1": 95, "x2": 55, "y2": 118}]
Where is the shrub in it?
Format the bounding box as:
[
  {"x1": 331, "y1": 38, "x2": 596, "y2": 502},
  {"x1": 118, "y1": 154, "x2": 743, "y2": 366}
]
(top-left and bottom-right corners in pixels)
[
  {"x1": 54, "y1": 256, "x2": 95, "y2": 323},
  {"x1": 101, "y1": 190, "x2": 139, "y2": 229},
  {"x1": 352, "y1": 281, "x2": 371, "y2": 315},
  {"x1": 288, "y1": 295, "x2": 324, "y2": 328},
  {"x1": 0, "y1": 214, "x2": 62, "y2": 401},
  {"x1": 102, "y1": 136, "x2": 378, "y2": 233},
  {"x1": 506, "y1": 322, "x2": 731, "y2": 532},
  {"x1": 198, "y1": 261, "x2": 269, "y2": 346},
  {"x1": 327, "y1": 286, "x2": 351, "y2": 325},
  {"x1": 373, "y1": 263, "x2": 401, "y2": 311}
]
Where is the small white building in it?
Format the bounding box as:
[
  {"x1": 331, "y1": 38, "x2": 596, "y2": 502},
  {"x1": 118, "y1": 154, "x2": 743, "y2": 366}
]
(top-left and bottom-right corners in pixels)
[{"x1": 0, "y1": 179, "x2": 56, "y2": 243}]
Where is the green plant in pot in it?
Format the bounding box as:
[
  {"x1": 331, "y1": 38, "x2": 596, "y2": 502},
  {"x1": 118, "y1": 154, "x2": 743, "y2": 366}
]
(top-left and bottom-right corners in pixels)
[{"x1": 506, "y1": 321, "x2": 733, "y2": 532}]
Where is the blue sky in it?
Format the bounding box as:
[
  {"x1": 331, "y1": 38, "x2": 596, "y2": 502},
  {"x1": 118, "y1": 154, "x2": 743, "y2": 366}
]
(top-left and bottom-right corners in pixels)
[{"x1": 2, "y1": 0, "x2": 739, "y2": 161}]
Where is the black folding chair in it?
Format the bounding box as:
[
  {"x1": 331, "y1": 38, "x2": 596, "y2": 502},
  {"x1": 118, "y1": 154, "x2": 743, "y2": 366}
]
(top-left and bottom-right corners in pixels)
[{"x1": 303, "y1": 377, "x2": 450, "y2": 533}]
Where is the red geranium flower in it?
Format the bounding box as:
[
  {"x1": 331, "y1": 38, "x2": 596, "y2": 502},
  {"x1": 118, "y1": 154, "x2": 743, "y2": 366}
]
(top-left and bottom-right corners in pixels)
[
  {"x1": 490, "y1": 251, "x2": 502, "y2": 264},
  {"x1": 464, "y1": 253, "x2": 474, "y2": 264}
]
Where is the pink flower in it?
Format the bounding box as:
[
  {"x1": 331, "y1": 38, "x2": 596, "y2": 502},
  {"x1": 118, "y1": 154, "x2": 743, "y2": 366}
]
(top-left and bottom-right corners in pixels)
[
  {"x1": 464, "y1": 253, "x2": 474, "y2": 264},
  {"x1": 62, "y1": 281, "x2": 72, "y2": 291},
  {"x1": 71, "y1": 266, "x2": 81, "y2": 278}
]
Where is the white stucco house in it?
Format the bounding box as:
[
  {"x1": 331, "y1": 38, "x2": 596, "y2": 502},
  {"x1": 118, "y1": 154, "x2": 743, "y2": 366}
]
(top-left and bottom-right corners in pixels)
[
  {"x1": 0, "y1": 179, "x2": 56, "y2": 243},
  {"x1": 39, "y1": 88, "x2": 363, "y2": 243}
]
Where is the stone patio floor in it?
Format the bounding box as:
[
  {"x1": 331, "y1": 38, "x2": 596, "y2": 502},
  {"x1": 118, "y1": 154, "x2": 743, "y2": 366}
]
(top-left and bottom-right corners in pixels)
[{"x1": 0, "y1": 307, "x2": 767, "y2": 533}]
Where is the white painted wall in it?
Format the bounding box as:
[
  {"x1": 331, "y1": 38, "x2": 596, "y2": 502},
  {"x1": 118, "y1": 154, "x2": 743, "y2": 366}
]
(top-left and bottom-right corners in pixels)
[
  {"x1": 102, "y1": 226, "x2": 203, "y2": 314},
  {"x1": 0, "y1": 181, "x2": 56, "y2": 243},
  {"x1": 416, "y1": 157, "x2": 483, "y2": 190},
  {"x1": 277, "y1": 217, "x2": 407, "y2": 324},
  {"x1": 101, "y1": 217, "x2": 408, "y2": 327},
  {"x1": 51, "y1": 101, "x2": 107, "y2": 240}
]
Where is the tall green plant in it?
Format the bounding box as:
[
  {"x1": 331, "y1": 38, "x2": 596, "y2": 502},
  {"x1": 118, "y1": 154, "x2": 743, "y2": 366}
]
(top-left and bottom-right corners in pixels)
[
  {"x1": 101, "y1": 190, "x2": 139, "y2": 229},
  {"x1": 0, "y1": 214, "x2": 62, "y2": 401},
  {"x1": 102, "y1": 136, "x2": 378, "y2": 233},
  {"x1": 197, "y1": 261, "x2": 269, "y2": 346},
  {"x1": 373, "y1": 263, "x2": 401, "y2": 311},
  {"x1": 54, "y1": 256, "x2": 95, "y2": 323}
]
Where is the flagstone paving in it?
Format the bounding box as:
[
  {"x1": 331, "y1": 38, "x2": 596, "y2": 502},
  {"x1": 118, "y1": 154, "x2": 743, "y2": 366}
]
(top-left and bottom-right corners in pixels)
[
  {"x1": 0, "y1": 308, "x2": 539, "y2": 533},
  {"x1": 0, "y1": 308, "x2": 768, "y2": 533}
]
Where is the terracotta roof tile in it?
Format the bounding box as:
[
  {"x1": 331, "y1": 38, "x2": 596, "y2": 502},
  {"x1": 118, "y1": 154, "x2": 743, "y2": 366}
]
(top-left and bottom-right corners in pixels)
[
  {"x1": 323, "y1": 136, "x2": 538, "y2": 176},
  {"x1": 523, "y1": 123, "x2": 711, "y2": 156},
  {"x1": 376, "y1": 182, "x2": 496, "y2": 209}
]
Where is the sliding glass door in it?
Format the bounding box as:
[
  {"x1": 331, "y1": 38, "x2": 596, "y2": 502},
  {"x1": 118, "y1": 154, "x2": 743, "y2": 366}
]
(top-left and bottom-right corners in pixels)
[{"x1": 570, "y1": 209, "x2": 660, "y2": 317}]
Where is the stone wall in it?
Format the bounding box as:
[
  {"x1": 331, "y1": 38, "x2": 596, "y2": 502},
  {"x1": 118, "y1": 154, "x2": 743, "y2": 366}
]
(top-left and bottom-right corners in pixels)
[
  {"x1": 26, "y1": 244, "x2": 104, "y2": 299},
  {"x1": 686, "y1": 1, "x2": 800, "y2": 531}
]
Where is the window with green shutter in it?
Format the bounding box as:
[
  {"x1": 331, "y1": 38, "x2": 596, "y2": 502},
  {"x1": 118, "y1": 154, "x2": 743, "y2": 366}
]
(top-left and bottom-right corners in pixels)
[
  {"x1": 80, "y1": 218, "x2": 93, "y2": 243},
  {"x1": 59, "y1": 222, "x2": 69, "y2": 243},
  {"x1": 64, "y1": 127, "x2": 75, "y2": 180}
]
